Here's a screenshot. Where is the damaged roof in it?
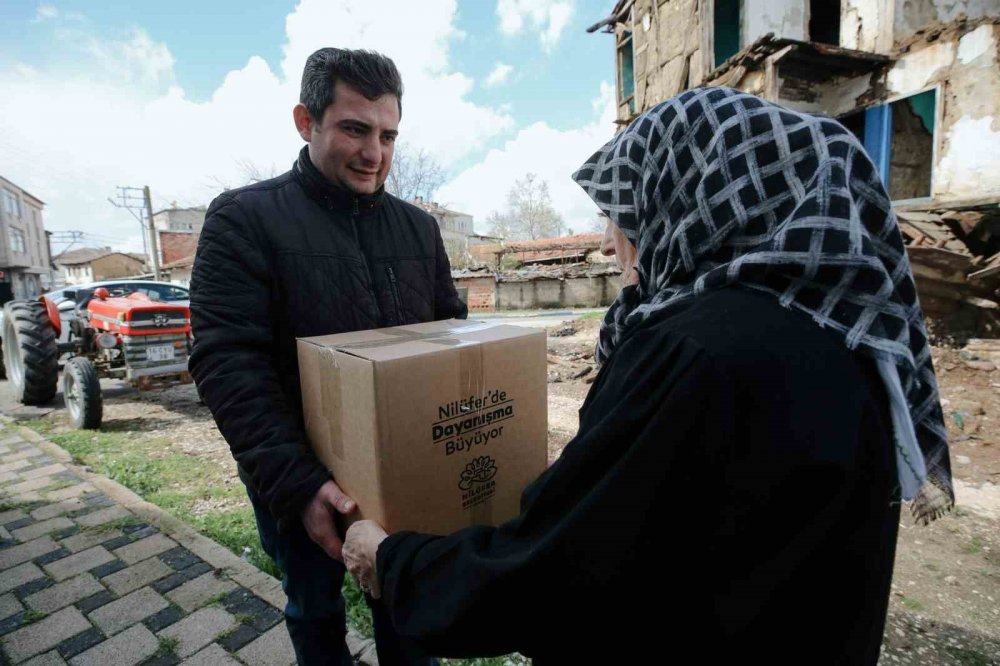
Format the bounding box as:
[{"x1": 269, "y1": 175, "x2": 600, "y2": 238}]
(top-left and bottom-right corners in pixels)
[
  {"x1": 705, "y1": 33, "x2": 891, "y2": 88},
  {"x1": 453, "y1": 262, "x2": 622, "y2": 282},
  {"x1": 894, "y1": 199, "x2": 1000, "y2": 319}
]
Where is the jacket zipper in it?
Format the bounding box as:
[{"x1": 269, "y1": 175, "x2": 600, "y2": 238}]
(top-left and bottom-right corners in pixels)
[
  {"x1": 350, "y1": 198, "x2": 382, "y2": 323},
  {"x1": 386, "y1": 265, "x2": 403, "y2": 325}
]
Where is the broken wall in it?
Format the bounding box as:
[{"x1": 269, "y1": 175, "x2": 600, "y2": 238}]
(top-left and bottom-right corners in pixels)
[
  {"x1": 894, "y1": 0, "x2": 997, "y2": 40},
  {"x1": 777, "y1": 70, "x2": 879, "y2": 115},
  {"x1": 776, "y1": 21, "x2": 1000, "y2": 202},
  {"x1": 841, "y1": 0, "x2": 895, "y2": 53},
  {"x1": 622, "y1": 0, "x2": 704, "y2": 122},
  {"x1": 889, "y1": 98, "x2": 935, "y2": 199},
  {"x1": 744, "y1": 0, "x2": 808, "y2": 44},
  {"x1": 889, "y1": 24, "x2": 1000, "y2": 200}
]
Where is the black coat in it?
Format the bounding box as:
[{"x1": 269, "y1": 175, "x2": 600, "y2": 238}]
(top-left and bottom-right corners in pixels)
[
  {"x1": 189, "y1": 148, "x2": 467, "y2": 526},
  {"x1": 377, "y1": 287, "x2": 899, "y2": 665}
]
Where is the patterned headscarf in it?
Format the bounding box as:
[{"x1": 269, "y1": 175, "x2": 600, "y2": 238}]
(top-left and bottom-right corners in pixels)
[{"x1": 573, "y1": 87, "x2": 952, "y2": 523}]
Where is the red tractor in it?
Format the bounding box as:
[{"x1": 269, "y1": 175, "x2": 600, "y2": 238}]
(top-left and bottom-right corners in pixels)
[{"x1": 2, "y1": 287, "x2": 192, "y2": 429}]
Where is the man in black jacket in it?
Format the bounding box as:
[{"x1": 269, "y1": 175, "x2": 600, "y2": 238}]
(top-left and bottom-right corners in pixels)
[{"x1": 189, "y1": 47, "x2": 465, "y2": 665}]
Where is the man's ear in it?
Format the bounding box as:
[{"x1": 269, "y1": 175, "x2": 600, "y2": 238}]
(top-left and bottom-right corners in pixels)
[{"x1": 293, "y1": 103, "x2": 314, "y2": 142}]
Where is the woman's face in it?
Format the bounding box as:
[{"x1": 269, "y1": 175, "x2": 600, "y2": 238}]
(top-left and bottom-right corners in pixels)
[{"x1": 601, "y1": 217, "x2": 639, "y2": 286}]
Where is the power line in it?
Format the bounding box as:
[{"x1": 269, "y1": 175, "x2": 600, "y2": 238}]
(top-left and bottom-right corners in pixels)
[{"x1": 108, "y1": 185, "x2": 160, "y2": 280}]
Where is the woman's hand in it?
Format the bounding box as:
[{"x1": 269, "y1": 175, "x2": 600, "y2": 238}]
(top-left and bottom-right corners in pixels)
[{"x1": 343, "y1": 520, "x2": 389, "y2": 598}]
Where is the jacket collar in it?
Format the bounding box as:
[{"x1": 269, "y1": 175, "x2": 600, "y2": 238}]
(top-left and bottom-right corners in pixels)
[{"x1": 293, "y1": 145, "x2": 384, "y2": 215}]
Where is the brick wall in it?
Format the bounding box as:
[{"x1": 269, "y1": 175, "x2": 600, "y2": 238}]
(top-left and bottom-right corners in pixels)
[
  {"x1": 455, "y1": 277, "x2": 495, "y2": 311},
  {"x1": 160, "y1": 232, "x2": 199, "y2": 265}
]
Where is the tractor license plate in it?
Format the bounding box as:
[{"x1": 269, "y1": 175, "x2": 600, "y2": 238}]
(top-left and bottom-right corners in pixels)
[{"x1": 146, "y1": 345, "x2": 175, "y2": 362}]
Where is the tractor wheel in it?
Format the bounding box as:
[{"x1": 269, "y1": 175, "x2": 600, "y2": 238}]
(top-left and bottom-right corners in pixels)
[
  {"x1": 63, "y1": 357, "x2": 102, "y2": 430},
  {"x1": 2, "y1": 301, "x2": 58, "y2": 405}
]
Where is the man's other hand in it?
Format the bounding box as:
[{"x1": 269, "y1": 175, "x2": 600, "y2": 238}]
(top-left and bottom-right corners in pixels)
[{"x1": 302, "y1": 480, "x2": 357, "y2": 560}]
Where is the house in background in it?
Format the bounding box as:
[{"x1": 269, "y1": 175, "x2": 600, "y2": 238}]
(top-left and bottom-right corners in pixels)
[
  {"x1": 153, "y1": 205, "x2": 204, "y2": 283},
  {"x1": 505, "y1": 233, "x2": 607, "y2": 266},
  {"x1": 152, "y1": 205, "x2": 206, "y2": 233},
  {"x1": 590, "y1": 0, "x2": 1000, "y2": 336},
  {"x1": 159, "y1": 231, "x2": 199, "y2": 267},
  {"x1": 455, "y1": 232, "x2": 620, "y2": 312},
  {"x1": 0, "y1": 175, "x2": 53, "y2": 301},
  {"x1": 411, "y1": 197, "x2": 500, "y2": 267},
  {"x1": 53, "y1": 248, "x2": 147, "y2": 286},
  {"x1": 161, "y1": 255, "x2": 195, "y2": 286}
]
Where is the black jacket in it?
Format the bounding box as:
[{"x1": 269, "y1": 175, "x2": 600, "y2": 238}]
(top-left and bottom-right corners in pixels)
[
  {"x1": 377, "y1": 288, "x2": 898, "y2": 664},
  {"x1": 189, "y1": 147, "x2": 467, "y2": 526}
]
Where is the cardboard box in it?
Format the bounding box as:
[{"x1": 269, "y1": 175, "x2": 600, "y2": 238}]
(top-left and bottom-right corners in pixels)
[{"x1": 297, "y1": 319, "x2": 548, "y2": 535}]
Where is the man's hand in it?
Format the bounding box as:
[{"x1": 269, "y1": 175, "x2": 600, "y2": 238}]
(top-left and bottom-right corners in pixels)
[
  {"x1": 302, "y1": 480, "x2": 356, "y2": 561},
  {"x1": 343, "y1": 520, "x2": 389, "y2": 599}
]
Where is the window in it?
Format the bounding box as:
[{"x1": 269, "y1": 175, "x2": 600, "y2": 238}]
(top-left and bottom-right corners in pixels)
[
  {"x1": 105, "y1": 282, "x2": 189, "y2": 302},
  {"x1": 809, "y1": 0, "x2": 841, "y2": 45},
  {"x1": 9, "y1": 229, "x2": 26, "y2": 254},
  {"x1": 714, "y1": 0, "x2": 742, "y2": 67},
  {"x1": 2, "y1": 190, "x2": 21, "y2": 219},
  {"x1": 846, "y1": 89, "x2": 937, "y2": 201},
  {"x1": 618, "y1": 30, "x2": 636, "y2": 115},
  {"x1": 139, "y1": 284, "x2": 189, "y2": 301}
]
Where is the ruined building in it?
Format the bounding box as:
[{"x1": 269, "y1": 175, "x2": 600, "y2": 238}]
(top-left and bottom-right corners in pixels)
[{"x1": 589, "y1": 0, "x2": 1000, "y2": 339}]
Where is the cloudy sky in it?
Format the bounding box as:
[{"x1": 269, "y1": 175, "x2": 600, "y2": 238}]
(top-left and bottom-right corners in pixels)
[{"x1": 0, "y1": 0, "x2": 618, "y2": 255}]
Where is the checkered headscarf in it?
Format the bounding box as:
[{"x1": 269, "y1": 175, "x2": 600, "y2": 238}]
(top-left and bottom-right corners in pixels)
[{"x1": 573, "y1": 87, "x2": 953, "y2": 522}]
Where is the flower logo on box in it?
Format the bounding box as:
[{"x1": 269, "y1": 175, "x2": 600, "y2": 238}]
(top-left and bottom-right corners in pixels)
[{"x1": 458, "y1": 456, "x2": 498, "y2": 490}]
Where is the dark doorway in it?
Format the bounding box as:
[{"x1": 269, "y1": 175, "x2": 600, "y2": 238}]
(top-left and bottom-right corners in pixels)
[
  {"x1": 810, "y1": 0, "x2": 841, "y2": 45},
  {"x1": 714, "y1": 0, "x2": 742, "y2": 67}
]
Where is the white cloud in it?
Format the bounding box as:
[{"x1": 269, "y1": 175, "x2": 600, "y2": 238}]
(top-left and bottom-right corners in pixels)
[
  {"x1": 0, "y1": 0, "x2": 513, "y2": 254},
  {"x1": 34, "y1": 5, "x2": 58, "y2": 21},
  {"x1": 484, "y1": 62, "x2": 514, "y2": 88},
  {"x1": 32, "y1": 5, "x2": 84, "y2": 23},
  {"x1": 439, "y1": 81, "x2": 617, "y2": 235},
  {"x1": 86, "y1": 29, "x2": 175, "y2": 86},
  {"x1": 496, "y1": 0, "x2": 575, "y2": 50}
]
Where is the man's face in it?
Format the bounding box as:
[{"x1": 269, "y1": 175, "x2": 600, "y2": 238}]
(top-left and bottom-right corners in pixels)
[{"x1": 301, "y1": 81, "x2": 400, "y2": 194}]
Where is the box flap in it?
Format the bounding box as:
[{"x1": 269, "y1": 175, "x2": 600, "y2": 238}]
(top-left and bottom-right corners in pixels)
[{"x1": 298, "y1": 319, "x2": 542, "y2": 363}]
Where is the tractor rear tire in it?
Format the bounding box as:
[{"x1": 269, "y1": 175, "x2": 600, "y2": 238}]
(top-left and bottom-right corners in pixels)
[
  {"x1": 63, "y1": 357, "x2": 102, "y2": 430},
  {"x1": 2, "y1": 301, "x2": 58, "y2": 405}
]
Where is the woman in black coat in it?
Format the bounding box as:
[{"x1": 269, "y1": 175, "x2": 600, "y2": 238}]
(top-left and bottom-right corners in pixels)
[{"x1": 343, "y1": 87, "x2": 953, "y2": 665}]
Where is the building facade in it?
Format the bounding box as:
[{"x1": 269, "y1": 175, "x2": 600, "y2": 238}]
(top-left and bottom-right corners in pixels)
[
  {"x1": 411, "y1": 197, "x2": 490, "y2": 268},
  {"x1": 591, "y1": 0, "x2": 1000, "y2": 335},
  {"x1": 596, "y1": 0, "x2": 999, "y2": 205},
  {"x1": 152, "y1": 206, "x2": 206, "y2": 233},
  {"x1": 53, "y1": 248, "x2": 147, "y2": 286},
  {"x1": 0, "y1": 175, "x2": 53, "y2": 301}
]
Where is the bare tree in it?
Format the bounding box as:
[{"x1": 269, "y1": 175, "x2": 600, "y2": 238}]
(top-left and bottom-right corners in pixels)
[
  {"x1": 386, "y1": 143, "x2": 445, "y2": 202},
  {"x1": 236, "y1": 158, "x2": 279, "y2": 184},
  {"x1": 587, "y1": 211, "x2": 610, "y2": 233},
  {"x1": 207, "y1": 159, "x2": 280, "y2": 194},
  {"x1": 487, "y1": 173, "x2": 565, "y2": 241}
]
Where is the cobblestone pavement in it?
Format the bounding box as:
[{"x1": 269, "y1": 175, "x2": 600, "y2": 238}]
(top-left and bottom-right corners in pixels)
[{"x1": 0, "y1": 422, "x2": 378, "y2": 665}]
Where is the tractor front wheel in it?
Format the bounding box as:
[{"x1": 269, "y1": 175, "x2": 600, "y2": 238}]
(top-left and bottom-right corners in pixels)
[{"x1": 63, "y1": 357, "x2": 102, "y2": 429}]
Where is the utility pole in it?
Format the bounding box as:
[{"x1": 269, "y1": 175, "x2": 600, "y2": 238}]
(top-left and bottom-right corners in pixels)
[
  {"x1": 143, "y1": 186, "x2": 161, "y2": 281},
  {"x1": 108, "y1": 185, "x2": 160, "y2": 280}
]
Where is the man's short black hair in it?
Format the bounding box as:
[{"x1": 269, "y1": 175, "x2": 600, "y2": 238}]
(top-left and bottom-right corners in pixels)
[{"x1": 300, "y1": 47, "x2": 403, "y2": 121}]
